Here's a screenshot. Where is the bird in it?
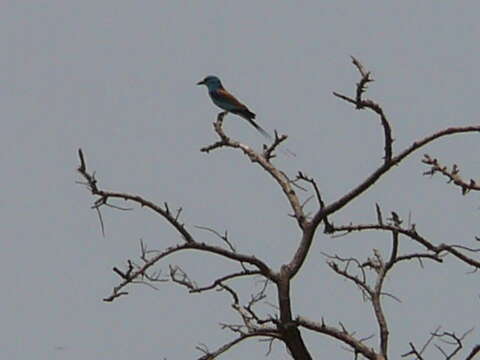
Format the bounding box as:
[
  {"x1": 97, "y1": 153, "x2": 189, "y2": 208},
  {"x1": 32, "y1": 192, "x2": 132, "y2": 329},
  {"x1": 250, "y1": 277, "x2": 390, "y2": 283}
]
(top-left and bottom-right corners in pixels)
[{"x1": 197, "y1": 75, "x2": 270, "y2": 138}]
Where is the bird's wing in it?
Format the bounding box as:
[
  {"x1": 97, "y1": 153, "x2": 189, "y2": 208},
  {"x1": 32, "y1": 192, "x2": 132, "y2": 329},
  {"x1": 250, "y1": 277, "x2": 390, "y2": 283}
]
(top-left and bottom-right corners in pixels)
[{"x1": 210, "y1": 88, "x2": 248, "y2": 111}]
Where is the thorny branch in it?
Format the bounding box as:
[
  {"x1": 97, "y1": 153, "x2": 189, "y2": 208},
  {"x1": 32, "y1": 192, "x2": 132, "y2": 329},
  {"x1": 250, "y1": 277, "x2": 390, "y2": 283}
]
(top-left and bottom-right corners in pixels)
[
  {"x1": 197, "y1": 58, "x2": 480, "y2": 359},
  {"x1": 333, "y1": 55, "x2": 393, "y2": 163},
  {"x1": 77, "y1": 149, "x2": 274, "y2": 302},
  {"x1": 422, "y1": 154, "x2": 480, "y2": 195},
  {"x1": 191, "y1": 270, "x2": 262, "y2": 293},
  {"x1": 78, "y1": 148, "x2": 283, "y2": 356},
  {"x1": 196, "y1": 329, "x2": 280, "y2": 360},
  {"x1": 288, "y1": 58, "x2": 480, "y2": 292},
  {"x1": 296, "y1": 171, "x2": 333, "y2": 232},
  {"x1": 194, "y1": 277, "x2": 280, "y2": 359},
  {"x1": 431, "y1": 329, "x2": 473, "y2": 360},
  {"x1": 201, "y1": 112, "x2": 307, "y2": 229},
  {"x1": 332, "y1": 219, "x2": 480, "y2": 269},
  {"x1": 262, "y1": 130, "x2": 292, "y2": 161},
  {"x1": 78, "y1": 57, "x2": 480, "y2": 359},
  {"x1": 323, "y1": 249, "x2": 392, "y2": 358},
  {"x1": 403, "y1": 328, "x2": 475, "y2": 360},
  {"x1": 78, "y1": 148, "x2": 195, "y2": 243},
  {"x1": 296, "y1": 316, "x2": 378, "y2": 360},
  {"x1": 315, "y1": 57, "x2": 480, "y2": 232},
  {"x1": 322, "y1": 253, "x2": 371, "y2": 299},
  {"x1": 329, "y1": 205, "x2": 479, "y2": 359}
]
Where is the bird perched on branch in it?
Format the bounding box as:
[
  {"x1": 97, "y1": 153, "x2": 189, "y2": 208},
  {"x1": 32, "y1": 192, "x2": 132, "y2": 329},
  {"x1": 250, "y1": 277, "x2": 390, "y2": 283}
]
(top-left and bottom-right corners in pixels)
[{"x1": 197, "y1": 75, "x2": 270, "y2": 138}]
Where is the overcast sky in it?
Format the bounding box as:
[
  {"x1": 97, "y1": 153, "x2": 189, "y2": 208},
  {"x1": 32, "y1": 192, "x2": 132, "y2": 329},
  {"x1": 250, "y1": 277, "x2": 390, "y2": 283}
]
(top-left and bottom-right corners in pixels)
[{"x1": 2, "y1": 2, "x2": 479, "y2": 359}]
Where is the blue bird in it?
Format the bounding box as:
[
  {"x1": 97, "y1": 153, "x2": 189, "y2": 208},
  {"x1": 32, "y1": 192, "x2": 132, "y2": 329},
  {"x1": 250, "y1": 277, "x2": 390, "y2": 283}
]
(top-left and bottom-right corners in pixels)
[{"x1": 197, "y1": 75, "x2": 270, "y2": 138}]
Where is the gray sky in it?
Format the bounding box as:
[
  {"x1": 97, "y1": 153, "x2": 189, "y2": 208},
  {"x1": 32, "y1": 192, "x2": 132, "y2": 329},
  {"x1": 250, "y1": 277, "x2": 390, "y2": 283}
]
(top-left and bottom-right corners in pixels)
[{"x1": 1, "y1": 1, "x2": 479, "y2": 359}]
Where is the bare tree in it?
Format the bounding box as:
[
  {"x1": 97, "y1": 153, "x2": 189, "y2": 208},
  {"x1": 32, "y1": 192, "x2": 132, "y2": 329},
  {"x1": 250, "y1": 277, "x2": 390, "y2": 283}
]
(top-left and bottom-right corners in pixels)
[{"x1": 77, "y1": 58, "x2": 480, "y2": 360}]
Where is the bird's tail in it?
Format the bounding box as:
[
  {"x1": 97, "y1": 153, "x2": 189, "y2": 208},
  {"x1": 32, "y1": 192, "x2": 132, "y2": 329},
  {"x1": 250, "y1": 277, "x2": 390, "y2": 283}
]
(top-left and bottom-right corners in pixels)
[
  {"x1": 235, "y1": 109, "x2": 271, "y2": 139},
  {"x1": 247, "y1": 118, "x2": 272, "y2": 140},
  {"x1": 245, "y1": 116, "x2": 296, "y2": 157}
]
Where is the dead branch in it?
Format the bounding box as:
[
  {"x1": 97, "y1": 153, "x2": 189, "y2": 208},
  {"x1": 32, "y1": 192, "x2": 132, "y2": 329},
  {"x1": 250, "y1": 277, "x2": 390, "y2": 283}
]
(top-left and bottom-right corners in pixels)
[
  {"x1": 422, "y1": 154, "x2": 480, "y2": 195},
  {"x1": 323, "y1": 253, "x2": 372, "y2": 299},
  {"x1": 296, "y1": 171, "x2": 333, "y2": 232},
  {"x1": 77, "y1": 149, "x2": 276, "y2": 302},
  {"x1": 312, "y1": 128, "x2": 480, "y2": 231},
  {"x1": 196, "y1": 329, "x2": 281, "y2": 360},
  {"x1": 296, "y1": 316, "x2": 379, "y2": 360},
  {"x1": 200, "y1": 113, "x2": 306, "y2": 229},
  {"x1": 333, "y1": 56, "x2": 393, "y2": 163},
  {"x1": 331, "y1": 223, "x2": 480, "y2": 269},
  {"x1": 262, "y1": 130, "x2": 290, "y2": 161},
  {"x1": 103, "y1": 241, "x2": 275, "y2": 301},
  {"x1": 190, "y1": 270, "x2": 262, "y2": 293},
  {"x1": 431, "y1": 328, "x2": 473, "y2": 360},
  {"x1": 78, "y1": 148, "x2": 195, "y2": 243},
  {"x1": 78, "y1": 57, "x2": 480, "y2": 359}
]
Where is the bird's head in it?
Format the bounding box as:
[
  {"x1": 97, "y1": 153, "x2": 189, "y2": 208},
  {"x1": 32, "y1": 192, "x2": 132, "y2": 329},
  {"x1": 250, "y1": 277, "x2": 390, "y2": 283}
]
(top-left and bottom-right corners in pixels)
[{"x1": 197, "y1": 75, "x2": 223, "y2": 90}]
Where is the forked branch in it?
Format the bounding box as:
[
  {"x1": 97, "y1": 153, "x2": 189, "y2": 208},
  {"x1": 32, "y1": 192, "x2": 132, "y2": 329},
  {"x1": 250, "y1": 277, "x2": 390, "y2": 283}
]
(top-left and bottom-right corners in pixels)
[
  {"x1": 201, "y1": 112, "x2": 306, "y2": 229},
  {"x1": 422, "y1": 154, "x2": 480, "y2": 195},
  {"x1": 333, "y1": 55, "x2": 393, "y2": 163},
  {"x1": 317, "y1": 58, "x2": 480, "y2": 231},
  {"x1": 77, "y1": 149, "x2": 274, "y2": 302}
]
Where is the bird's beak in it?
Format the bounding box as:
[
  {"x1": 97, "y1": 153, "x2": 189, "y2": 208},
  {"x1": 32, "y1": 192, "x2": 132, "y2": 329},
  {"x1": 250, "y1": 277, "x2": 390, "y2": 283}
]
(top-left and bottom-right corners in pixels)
[{"x1": 197, "y1": 80, "x2": 205, "y2": 85}]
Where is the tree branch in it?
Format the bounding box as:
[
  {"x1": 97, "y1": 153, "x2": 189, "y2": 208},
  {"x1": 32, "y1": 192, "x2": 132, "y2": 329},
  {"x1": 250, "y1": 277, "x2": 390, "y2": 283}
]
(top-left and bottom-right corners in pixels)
[
  {"x1": 103, "y1": 241, "x2": 275, "y2": 302},
  {"x1": 189, "y1": 270, "x2": 262, "y2": 293},
  {"x1": 296, "y1": 316, "x2": 379, "y2": 360},
  {"x1": 333, "y1": 56, "x2": 393, "y2": 163},
  {"x1": 311, "y1": 126, "x2": 480, "y2": 231},
  {"x1": 422, "y1": 154, "x2": 480, "y2": 195},
  {"x1": 200, "y1": 113, "x2": 307, "y2": 229},
  {"x1": 77, "y1": 148, "x2": 195, "y2": 243},
  {"x1": 77, "y1": 149, "x2": 275, "y2": 301},
  {"x1": 331, "y1": 223, "x2": 480, "y2": 269},
  {"x1": 196, "y1": 330, "x2": 280, "y2": 360}
]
